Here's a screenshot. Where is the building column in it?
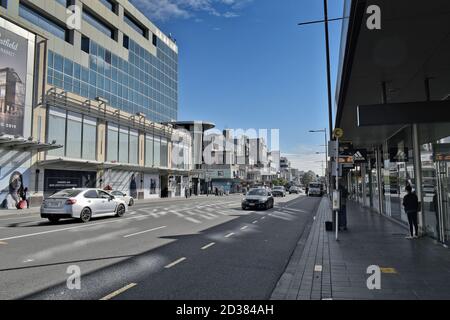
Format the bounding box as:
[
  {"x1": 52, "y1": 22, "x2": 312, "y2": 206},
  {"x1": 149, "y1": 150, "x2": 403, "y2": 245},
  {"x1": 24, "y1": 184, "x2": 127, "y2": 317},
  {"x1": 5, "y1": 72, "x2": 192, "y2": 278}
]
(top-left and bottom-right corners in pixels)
[
  {"x1": 412, "y1": 123, "x2": 424, "y2": 235},
  {"x1": 376, "y1": 146, "x2": 384, "y2": 215},
  {"x1": 361, "y1": 164, "x2": 367, "y2": 207}
]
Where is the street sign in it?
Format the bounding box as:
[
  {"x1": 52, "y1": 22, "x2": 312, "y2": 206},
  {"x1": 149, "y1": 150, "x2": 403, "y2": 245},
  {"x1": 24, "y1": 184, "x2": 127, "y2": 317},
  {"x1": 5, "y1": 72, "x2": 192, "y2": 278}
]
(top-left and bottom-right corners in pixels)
[
  {"x1": 433, "y1": 144, "x2": 450, "y2": 162},
  {"x1": 333, "y1": 128, "x2": 344, "y2": 139},
  {"x1": 328, "y1": 140, "x2": 338, "y2": 158}
]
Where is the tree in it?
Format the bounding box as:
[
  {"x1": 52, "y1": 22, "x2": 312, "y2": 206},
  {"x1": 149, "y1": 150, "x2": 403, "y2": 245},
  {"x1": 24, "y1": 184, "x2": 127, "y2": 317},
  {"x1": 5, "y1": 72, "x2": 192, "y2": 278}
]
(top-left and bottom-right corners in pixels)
[
  {"x1": 301, "y1": 171, "x2": 316, "y2": 186},
  {"x1": 272, "y1": 178, "x2": 288, "y2": 187}
]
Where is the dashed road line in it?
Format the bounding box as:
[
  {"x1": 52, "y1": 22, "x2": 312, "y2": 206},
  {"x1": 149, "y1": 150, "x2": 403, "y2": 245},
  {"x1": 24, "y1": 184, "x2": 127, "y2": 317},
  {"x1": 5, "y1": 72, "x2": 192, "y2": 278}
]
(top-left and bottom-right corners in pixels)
[
  {"x1": 225, "y1": 232, "x2": 235, "y2": 238},
  {"x1": 185, "y1": 217, "x2": 202, "y2": 224},
  {"x1": 100, "y1": 283, "x2": 137, "y2": 300},
  {"x1": 252, "y1": 220, "x2": 258, "y2": 224},
  {"x1": 201, "y1": 242, "x2": 216, "y2": 250},
  {"x1": 123, "y1": 226, "x2": 167, "y2": 238},
  {"x1": 164, "y1": 257, "x2": 187, "y2": 269},
  {"x1": 240, "y1": 226, "x2": 248, "y2": 230}
]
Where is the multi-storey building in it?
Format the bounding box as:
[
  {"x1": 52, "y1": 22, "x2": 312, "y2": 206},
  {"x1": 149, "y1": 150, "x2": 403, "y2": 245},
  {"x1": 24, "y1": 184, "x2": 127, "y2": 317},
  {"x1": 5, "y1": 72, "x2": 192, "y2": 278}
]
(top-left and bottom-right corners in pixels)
[{"x1": 0, "y1": 1, "x2": 191, "y2": 208}]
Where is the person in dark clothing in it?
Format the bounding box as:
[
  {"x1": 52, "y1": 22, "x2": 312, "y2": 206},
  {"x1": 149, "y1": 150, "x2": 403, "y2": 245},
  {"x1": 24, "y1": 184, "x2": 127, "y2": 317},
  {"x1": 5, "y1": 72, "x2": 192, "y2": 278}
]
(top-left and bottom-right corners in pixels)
[
  {"x1": 433, "y1": 190, "x2": 441, "y2": 240},
  {"x1": 403, "y1": 185, "x2": 419, "y2": 239},
  {"x1": 339, "y1": 184, "x2": 349, "y2": 231}
]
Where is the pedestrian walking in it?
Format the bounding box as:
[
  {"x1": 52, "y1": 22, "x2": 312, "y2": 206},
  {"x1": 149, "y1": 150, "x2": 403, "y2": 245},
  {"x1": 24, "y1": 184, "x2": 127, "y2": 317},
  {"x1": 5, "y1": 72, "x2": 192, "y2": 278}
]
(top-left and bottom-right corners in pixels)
[
  {"x1": 403, "y1": 185, "x2": 419, "y2": 239},
  {"x1": 23, "y1": 187, "x2": 31, "y2": 209},
  {"x1": 339, "y1": 183, "x2": 349, "y2": 231}
]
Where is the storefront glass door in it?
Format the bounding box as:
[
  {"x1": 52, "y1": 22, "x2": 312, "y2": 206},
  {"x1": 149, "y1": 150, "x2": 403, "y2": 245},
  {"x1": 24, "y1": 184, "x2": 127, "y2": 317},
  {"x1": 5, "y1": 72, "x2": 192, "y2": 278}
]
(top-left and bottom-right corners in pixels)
[{"x1": 435, "y1": 162, "x2": 450, "y2": 244}]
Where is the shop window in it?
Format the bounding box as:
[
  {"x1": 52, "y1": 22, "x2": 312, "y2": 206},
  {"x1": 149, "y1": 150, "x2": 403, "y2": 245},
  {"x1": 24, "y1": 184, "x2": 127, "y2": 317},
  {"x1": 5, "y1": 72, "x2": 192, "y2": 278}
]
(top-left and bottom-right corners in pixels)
[
  {"x1": 129, "y1": 130, "x2": 139, "y2": 165},
  {"x1": 47, "y1": 108, "x2": 66, "y2": 157},
  {"x1": 107, "y1": 124, "x2": 119, "y2": 162},
  {"x1": 145, "y1": 135, "x2": 154, "y2": 167},
  {"x1": 66, "y1": 112, "x2": 82, "y2": 158},
  {"x1": 82, "y1": 116, "x2": 97, "y2": 160}
]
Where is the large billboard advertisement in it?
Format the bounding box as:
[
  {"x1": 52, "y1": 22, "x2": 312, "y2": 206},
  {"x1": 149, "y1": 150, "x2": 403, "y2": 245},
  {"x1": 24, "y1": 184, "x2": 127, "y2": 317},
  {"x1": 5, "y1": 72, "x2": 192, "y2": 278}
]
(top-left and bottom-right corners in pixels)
[{"x1": 0, "y1": 19, "x2": 33, "y2": 136}]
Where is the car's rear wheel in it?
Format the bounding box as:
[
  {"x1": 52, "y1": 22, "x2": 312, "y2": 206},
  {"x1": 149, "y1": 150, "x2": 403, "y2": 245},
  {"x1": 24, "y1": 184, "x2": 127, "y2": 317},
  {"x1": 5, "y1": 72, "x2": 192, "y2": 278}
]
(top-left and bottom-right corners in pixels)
[
  {"x1": 48, "y1": 217, "x2": 60, "y2": 223},
  {"x1": 116, "y1": 204, "x2": 126, "y2": 217},
  {"x1": 80, "y1": 208, "x2": 92, "y2": 223},
  {"x1": 129, "y1": 198, "x2": 134, "y2": 207}
]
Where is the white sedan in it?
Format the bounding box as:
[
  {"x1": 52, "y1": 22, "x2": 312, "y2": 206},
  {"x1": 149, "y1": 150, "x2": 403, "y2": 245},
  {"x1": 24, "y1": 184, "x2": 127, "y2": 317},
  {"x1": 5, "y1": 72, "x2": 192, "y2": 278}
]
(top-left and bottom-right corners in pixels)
[
  {"x1": 110, "y1": 191, "x2": 135, "y2": 206},
  {"x1": 41, "y1": 189, "x2": 127, "y2": 223}
]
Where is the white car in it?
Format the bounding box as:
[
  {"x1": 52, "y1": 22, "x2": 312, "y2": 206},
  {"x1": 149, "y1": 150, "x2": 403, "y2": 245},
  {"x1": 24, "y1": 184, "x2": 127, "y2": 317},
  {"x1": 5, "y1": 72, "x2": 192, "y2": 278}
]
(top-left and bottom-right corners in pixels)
[
  {"x1": 110, "y1": 190, "x2": 135, "y2": 206},
  {"x1": 41, "y1": 189, "x2": 128, "y2": 223}
]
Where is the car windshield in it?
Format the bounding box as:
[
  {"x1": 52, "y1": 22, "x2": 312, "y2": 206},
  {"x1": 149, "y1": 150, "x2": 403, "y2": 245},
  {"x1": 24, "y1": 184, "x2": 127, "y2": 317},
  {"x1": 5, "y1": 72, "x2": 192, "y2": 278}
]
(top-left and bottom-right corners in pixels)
[
  {"x1": 49, "y1": 189, "x2": 83, "y2": 198},
  {"x1": 247, "y1": 189, "x2": 267, "y2": 196},
  {"x1": 111, "y1": 191, "x2": 123, "y2": 196},
  {"x1": 309, "y1": 184, "x2": 321, "y2": 188},
  {"x1": 273, "y1": 186, "x2": 283, "y2": 190}
]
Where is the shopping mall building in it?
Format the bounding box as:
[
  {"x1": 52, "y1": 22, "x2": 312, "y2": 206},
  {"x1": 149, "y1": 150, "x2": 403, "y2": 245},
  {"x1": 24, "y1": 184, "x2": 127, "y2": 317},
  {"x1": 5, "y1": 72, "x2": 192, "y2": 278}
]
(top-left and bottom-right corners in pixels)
[
  {"x1": 336, "y1": 0, "x2": 450, "y2": 244},
  {"x1": 0, "y1": 0, "x2": 193, "y2": 208}
]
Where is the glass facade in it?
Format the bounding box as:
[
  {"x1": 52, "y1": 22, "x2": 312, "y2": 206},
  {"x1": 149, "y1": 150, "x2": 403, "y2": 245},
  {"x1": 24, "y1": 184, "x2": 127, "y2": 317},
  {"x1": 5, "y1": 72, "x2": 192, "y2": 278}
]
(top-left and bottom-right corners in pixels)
[
  {"x1": 47, "y1": 107, "x2": 97, "y2": 160},
  {"x1": 47, "y1": 37, "x2": 178, "y2": 123},
  {"x1": 19, "y1": 3, "x2": 67, "y2": 41}
]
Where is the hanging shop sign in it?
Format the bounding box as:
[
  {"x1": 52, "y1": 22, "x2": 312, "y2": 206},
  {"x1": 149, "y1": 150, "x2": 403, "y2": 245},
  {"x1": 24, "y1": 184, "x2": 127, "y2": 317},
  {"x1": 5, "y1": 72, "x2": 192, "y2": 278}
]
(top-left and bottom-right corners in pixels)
[
  {"x1": 433, "y1": 143, "x2": 450, "y2": 162},
  {"x1": 389, "y1": 148, "x2": 409, "y2": 162}
]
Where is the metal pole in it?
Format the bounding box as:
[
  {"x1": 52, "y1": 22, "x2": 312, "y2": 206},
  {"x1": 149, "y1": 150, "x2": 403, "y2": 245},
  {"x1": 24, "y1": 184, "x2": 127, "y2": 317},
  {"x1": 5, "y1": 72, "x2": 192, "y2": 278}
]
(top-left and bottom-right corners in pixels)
[
  {"x1": 325, "y1": 129, "x2": 329, "y2": 194},
  {"x1": 335, "y1": 137, "x2": 339, "y2": 241},
  {"x1": 324, "y1": 0, "x2": 333, "y2": 141}
]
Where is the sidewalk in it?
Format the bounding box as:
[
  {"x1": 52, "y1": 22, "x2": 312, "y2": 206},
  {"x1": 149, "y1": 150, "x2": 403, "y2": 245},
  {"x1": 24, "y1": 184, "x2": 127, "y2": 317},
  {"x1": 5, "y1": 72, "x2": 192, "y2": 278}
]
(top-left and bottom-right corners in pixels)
[{"x1": 271, "y1": 197, "x2": 450, "y2": 300}]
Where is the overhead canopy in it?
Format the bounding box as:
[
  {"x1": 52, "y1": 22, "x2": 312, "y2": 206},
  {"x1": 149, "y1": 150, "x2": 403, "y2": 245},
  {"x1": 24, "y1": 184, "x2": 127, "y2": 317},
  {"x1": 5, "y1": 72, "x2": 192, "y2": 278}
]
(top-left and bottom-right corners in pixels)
[
  {"x1": 37, "y1": 158, "x2": 190, "y2": 174},
  {"x1": 0, "y1": 135, "x2": 63, "y2": 152},
  {"x1": 336, "y1": 0, "x2": 450, "y2": 148}
]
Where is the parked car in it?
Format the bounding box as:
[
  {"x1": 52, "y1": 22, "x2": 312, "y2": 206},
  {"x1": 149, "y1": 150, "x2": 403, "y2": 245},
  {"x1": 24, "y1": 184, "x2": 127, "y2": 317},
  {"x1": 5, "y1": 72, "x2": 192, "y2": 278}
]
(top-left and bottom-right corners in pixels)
[
  {"x1": 272, "y1": 186, "x2": 287, "y2": 197},
  {"x1": 41, "y1": 189, "x2": 127, "y2": 223},
  {"x1": 289, "y1": 186, "x2": 300, "y2": 194},
  {"x1": 242, "y1": 188, "x2": 274, "y2": 210},
  {"x1": 110, "y1": 190, "x2": 135, "y2": 206}
]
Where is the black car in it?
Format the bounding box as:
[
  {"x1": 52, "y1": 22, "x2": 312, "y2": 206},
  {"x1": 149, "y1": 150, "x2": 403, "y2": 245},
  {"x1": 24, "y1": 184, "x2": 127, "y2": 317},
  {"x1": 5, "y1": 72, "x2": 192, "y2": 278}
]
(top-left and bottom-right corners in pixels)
[{"x1": 242, "y1": 189, "x2": 274, "y2": 210}]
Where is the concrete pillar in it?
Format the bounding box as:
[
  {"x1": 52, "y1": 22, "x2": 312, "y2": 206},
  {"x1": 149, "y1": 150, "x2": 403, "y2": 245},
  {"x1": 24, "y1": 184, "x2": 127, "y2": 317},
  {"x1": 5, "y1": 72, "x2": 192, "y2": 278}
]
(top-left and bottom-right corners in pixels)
[{"x1": 412, "y1": 124, "x2": 424, "y2": 235}]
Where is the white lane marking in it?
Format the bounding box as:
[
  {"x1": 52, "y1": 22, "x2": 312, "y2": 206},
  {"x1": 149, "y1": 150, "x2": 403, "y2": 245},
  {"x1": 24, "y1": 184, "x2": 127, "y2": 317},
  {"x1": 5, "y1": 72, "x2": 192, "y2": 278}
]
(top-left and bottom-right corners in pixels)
[
  {"x1": 123, "y1": 226, "x2": 167, "y2": 238},
  {"x1": 261, "y1": 216, "x2": 266, "y2": 220},
  {"x1": 0, "y1": 214, "x2": 147, "y2": 242},
  {"x1": 199, "y1": 214, "x2": 214, "y2": 220},
  {"x1": 184, "y1": 217, "x2": 201, "y2": 224},
  {"x1": 164, "y1": 257, "x2": 186, "y2": 269},
  {"x1": 240, "y1": 226, "x2": 248, "y2": 230},
  {"x1": 225, "y1": 232, "x2": 235, "y2": 238},
  {"x1": 169, "y1": 210, "x2": 185, "y2": 217},
  {"x1": 314, "y1": 265, "x2": 323, "y2": 272},
  {"x1": 201, "y1": 242, "x2": 216, "y2": 250},
  {"x1": 23, "y1": 259, "x2": 34, "y2": 263},
  {"x1": 100, "y1": 283, "x2": 137, "y2": 300},
  {"x1": 252, "y1": 221, "x2": 258, "y2": 224}
]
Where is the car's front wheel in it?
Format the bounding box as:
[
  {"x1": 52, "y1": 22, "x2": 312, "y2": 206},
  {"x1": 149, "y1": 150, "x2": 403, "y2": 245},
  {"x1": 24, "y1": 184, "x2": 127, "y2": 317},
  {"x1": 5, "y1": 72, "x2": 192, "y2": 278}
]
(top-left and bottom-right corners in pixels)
[
  {"x1": 242, "y1": 205, "x2": 247, "y2": 210},
  {"x1": 80, "y1": 208, "x2": 92, "y2": 223},
  {"x1": 116, "y1": 204, "x2": 126, "y2": 217}
]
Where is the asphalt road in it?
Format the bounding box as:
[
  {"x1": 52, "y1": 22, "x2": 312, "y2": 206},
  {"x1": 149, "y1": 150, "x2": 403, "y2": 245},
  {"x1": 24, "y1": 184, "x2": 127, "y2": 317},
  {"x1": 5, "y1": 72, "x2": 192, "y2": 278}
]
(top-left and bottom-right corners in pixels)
[{"x1": 0, "y1": 194, "x2": 321, "y2": 300}]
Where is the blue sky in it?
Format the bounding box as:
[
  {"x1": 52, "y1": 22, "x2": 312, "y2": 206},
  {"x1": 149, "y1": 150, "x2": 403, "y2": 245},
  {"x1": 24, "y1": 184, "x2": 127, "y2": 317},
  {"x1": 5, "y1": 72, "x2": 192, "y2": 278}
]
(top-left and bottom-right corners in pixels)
[{"x1": 130, "y1": 0, "x2": 345, "y2": 174}]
